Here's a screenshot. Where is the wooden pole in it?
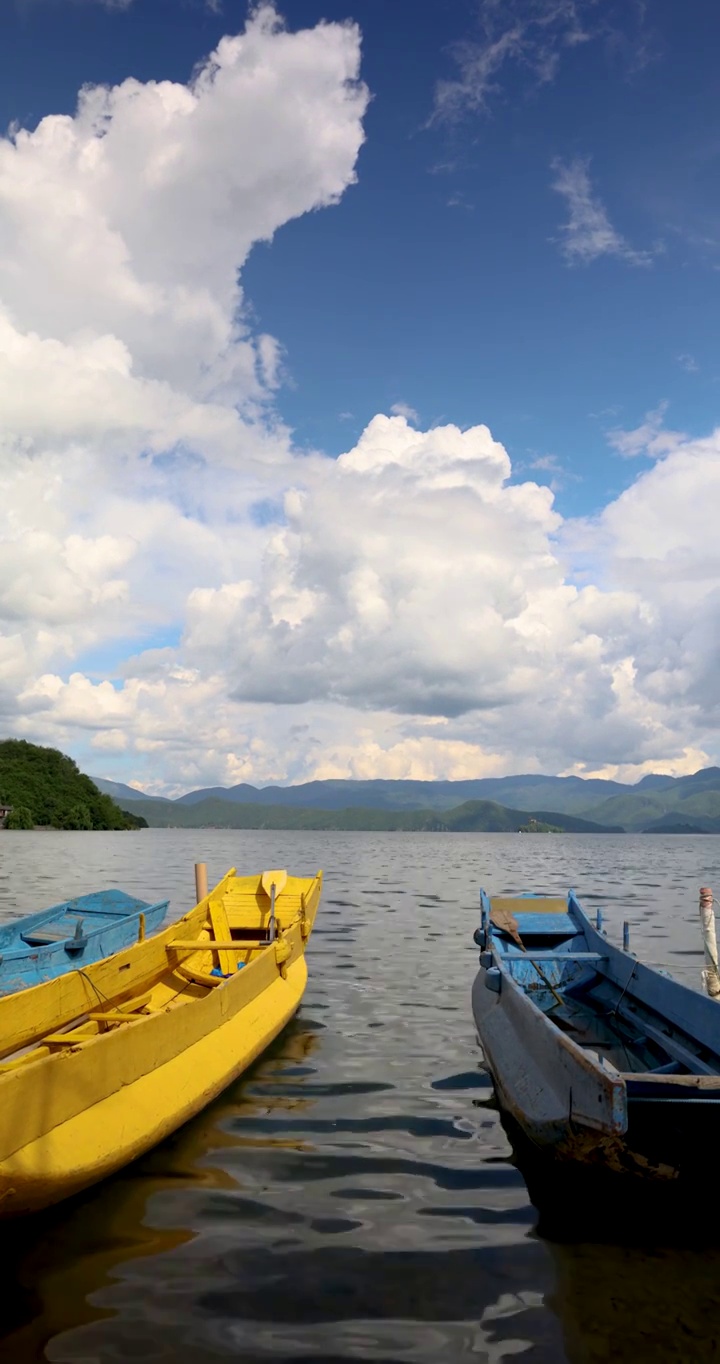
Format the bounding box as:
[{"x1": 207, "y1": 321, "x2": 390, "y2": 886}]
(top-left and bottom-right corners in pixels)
[
  {"x1": 700, "y1": 887, "x2": 720, "y2": 999},
  {"x1": 269, "y1": 881, "x2": 277, "y2": 943},
  {"x1": 194, "y1": 862, "x2": 208, "y2": 904}
]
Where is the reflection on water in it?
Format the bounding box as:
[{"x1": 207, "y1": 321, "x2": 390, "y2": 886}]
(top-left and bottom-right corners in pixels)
[{"x1": 0, "y1": 830, "x2": 718, "y2": 1361}]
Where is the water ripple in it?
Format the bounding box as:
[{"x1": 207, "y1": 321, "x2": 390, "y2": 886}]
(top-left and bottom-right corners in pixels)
[{"x1": 0, "y1": 829, "x2": 718, "y2": 1361}]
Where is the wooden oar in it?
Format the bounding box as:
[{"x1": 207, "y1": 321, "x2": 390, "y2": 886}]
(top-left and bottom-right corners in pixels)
[
  {"x1": 490, "y1": 904, "x2": 524, "y2": 949},
  {"x1": 261, "y1": 870, "x2": 288, "y2": 943},
  {"x1": 527, "y1": 955, "x2": 565, "y2": 1009},
  {"x1": 491, "y1": 902, "x2": 564, "y2": 1007}
]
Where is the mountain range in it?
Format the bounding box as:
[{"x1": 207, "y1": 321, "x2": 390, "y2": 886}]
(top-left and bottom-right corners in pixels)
[{"x1": 92, "y1": 767, "x2": 720, "y2": 833}]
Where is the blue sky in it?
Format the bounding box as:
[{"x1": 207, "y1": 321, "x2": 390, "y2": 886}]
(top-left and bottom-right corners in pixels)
[
  {"x1": 1, "y1": 0, "x2": 719, "y2": 790},
  {"x1": 5, "y1": 0, "x2": 720, "y2": 517}
]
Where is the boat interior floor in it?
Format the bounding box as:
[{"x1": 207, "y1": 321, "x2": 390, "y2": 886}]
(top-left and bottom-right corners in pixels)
[
  {"x1": 543, "y1": 996, "x2": 656, "y2": 1074},
  {"x1": 533, "y1": 976, "x2": 720, "y2": 1081},
  {"x1": 493, "y1": 918, "x2": 715, "y2": 1078}
]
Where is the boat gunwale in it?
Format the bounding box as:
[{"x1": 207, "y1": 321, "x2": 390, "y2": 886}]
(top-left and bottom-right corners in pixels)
[
  {"x1": 0, "y1": 921, "x2": 299, "y2": 1077},
  {"x1": 0, "y1": 870, "x2": 322, "y2": 1164},
  {"x1": 0, "y1": 892, "x2": 167, "y2": 938},
  {"x1": 0, "y1": 869, "x2": 321, "y2": 1060},
  {"x1": 0, "y1": 901, "x2": 169, "y2": 962},
  {"x1": 0, "y1": 952, "x2": 312, "y2": 1215}
]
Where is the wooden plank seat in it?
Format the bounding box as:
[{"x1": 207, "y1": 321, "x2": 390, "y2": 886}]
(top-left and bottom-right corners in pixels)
[
  {"x1": 21, "y1": 931, "x2": 73, "y2": 946},
  {"x1": 208, "y1": 897, "x2": 235, "y2": 975},
  {"x1": 168, "y1": 939, "x2": 267, "y2": 952}
]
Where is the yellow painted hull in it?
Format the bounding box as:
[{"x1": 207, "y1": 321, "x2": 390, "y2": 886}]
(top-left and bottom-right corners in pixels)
[{"x1": 0, "y1": 868, "x2": 322, "y2": 1216}]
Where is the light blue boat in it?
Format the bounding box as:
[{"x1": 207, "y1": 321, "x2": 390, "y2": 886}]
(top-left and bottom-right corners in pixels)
[
  {"x1": 472, "y1": 889, "x2": 720, "y2": 1193},
  {"x1": 0, "y1": 890, "x2": 168, "y2": 995}
]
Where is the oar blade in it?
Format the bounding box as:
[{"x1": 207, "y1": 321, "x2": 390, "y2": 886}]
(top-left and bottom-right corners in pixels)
[
  {"x1": 261, "y1": 869, "x2": 288, "y2": 898},
  {"x1": 490, "y1": 904, "x2": 524, "y2": 950}
]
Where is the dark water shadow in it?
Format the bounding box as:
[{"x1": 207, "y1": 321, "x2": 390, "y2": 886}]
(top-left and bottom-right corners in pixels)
[
  {"x1": 545, "y1": 1234, "x2": 720, "y2": 1364},
  {"x1": 39, "y1": 1241, "x2": 560, "y2": 1364},
  {"x1": 494, "y1": 1109, "x2": 720, "y2": 1363},
  {"x1": 498, "y1": 1107, "x2": 720, "y2": 1249}
]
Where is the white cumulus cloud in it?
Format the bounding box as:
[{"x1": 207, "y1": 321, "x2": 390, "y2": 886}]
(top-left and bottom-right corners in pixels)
[
  {"x1": 0, "y1": 6, "x2": 718, "y2": 792},
  {"x1": 0, "y1": 5, "x2": 367, "y2": 461}
]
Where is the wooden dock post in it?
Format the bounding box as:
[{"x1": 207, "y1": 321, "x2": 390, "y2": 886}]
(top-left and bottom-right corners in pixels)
[
  {"x1": 700, "y1": 887, "x2": 720, "y2": 999},
  {"x1": 194, "y1": 862, "x2": 208, "y2": 905}
]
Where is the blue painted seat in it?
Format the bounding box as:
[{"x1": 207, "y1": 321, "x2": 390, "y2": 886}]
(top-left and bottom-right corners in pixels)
[{"x1": 502, "y1": 911, "x2": 578, "y2": 939}]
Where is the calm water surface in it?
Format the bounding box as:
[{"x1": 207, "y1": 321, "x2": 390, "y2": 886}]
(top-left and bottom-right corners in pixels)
[{"x1": 0, "y1": 830, "x2": 719, "y2": 1363}]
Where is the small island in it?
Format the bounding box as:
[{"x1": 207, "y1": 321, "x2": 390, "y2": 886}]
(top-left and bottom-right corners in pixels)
[
  {"x1": 0, "y1": 739, "x2": 146, "y2": 831},
  {"x1": 517, "y1": 817, "x2": 563, "y2": 834}
]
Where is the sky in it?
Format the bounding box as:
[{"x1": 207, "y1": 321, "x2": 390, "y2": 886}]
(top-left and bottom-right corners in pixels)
[{"x1": 1, "y1": 0, "x2": 719, "y2": 795}]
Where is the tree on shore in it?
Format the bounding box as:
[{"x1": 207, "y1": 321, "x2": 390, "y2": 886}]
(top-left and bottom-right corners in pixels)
[{"x1": 0, "y1": 740, "x2": 143, "y2": 831}]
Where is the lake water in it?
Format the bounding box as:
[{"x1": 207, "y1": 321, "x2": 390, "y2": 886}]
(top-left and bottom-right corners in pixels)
[{"x1": 0, "y1": 829, "x2": 719, "y2": 1363}]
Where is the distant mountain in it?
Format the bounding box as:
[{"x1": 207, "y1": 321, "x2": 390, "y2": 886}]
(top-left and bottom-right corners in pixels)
[
  {"x1": 175, "y1": 774, "x2": 630, "y2": 813},
  {"x1": 117, "y1": 795, "x2": 619, "y2": 833},
  {"x1": 177, "y1": 783, "x2": 260, "y2": 806},
  {"x1": 634, "y1": 773, "x2": 679, "y2": 792},
  {"x1": 90, "y1": 766, "x2": 720, "y2": 833},
  {"x1": 91, "y1": 777, "x2": 166, "y2": 803},
  {"x1": 581, "y1": 773, "x2": 720, "y2": 832},
  {"x1": 674, "y1": 767, "x2": 720, "y2": 792}
]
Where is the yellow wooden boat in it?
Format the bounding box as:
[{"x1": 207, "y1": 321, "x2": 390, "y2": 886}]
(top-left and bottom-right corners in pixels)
[{"x1": 0, "y1": 866, "x2": 322, "y2": 1216}]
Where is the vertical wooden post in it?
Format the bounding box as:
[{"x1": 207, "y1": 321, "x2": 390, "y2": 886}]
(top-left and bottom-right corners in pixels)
[
  {"x1": 623, "y1": 921, "x2": 630, "y2": 952},
  {"x1": 194, "y1": 862, "x2": 208, "y2": 905},
  {"x1": 700, "y1": 887, "x2": 720, "y2": 999}
]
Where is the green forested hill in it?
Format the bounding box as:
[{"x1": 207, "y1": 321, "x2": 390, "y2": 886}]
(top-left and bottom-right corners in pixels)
[
  {"x1": 117, "y1": 795, "x2": 617, "y2": 833},
  {"x1": 581, "y1": 783, "x2": 720, "y2": 832},
  {"x1": 93, "y1": 766, "x2": 720, "y2": 832},
  {"x1": 0, "y1": 740, "x2": 145, "y2": 830}
]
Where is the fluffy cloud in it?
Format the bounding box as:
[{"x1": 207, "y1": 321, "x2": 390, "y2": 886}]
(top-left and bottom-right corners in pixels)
[
  {"x1": 598, "y1": 436, "x2": 720, "y2": 729},
  {"x1": 169, "y1": 413, "x2": 719, "y2": 782},
  {"x1": 183, "y1": 415, "x2": 570, "y2": 717},
  {"x1": 1, "y1": 6, "x2": 719, "y2": 791},
  {"x1": 0, "y1": 6, "x2": 368, "y2": 769},
  {"x1": 0, "y1": 5, "x2": 366, "y2": 462}
]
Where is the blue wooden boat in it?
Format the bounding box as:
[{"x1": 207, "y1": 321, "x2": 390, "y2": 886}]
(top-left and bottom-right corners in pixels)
[
  {"x1": 0, "y1": 890, "x2": 168, "y2": 995},
  {"x1": 472, "y1": 890, "x2": 720, "y2": 1187}
]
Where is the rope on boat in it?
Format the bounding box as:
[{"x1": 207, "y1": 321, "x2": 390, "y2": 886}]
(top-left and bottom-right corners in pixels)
[{"x1": 76, "y1": 968, "x2": 111, "y2": 1006}]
